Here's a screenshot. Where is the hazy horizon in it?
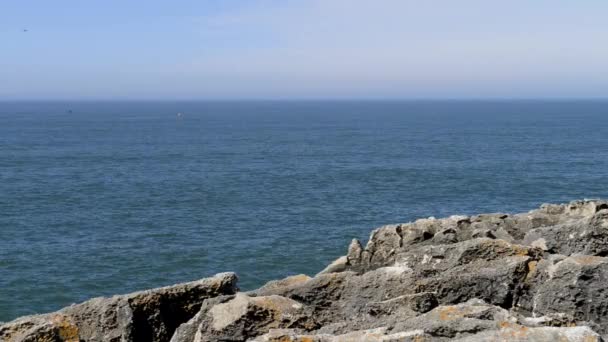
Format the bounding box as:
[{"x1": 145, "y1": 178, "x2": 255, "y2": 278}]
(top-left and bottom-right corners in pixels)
[
  {"x1": 3, "y1": 0, "x2": 608, "y2": 100},
  {"x1": 3, "y1": 97, "x2": 608, "y2": 102}
]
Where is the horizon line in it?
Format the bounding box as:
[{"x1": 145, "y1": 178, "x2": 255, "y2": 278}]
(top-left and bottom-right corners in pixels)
[{"x1": 2, "y1": 97, "x2": 608, "y2": 103}]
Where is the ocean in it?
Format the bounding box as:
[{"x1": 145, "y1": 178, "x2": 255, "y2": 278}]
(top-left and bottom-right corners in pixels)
[{"x1": 1, "y1": 100, "x2": 607, "y2": 321}]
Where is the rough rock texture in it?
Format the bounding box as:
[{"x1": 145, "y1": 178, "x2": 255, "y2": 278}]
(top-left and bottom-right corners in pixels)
[
  {"x1": 171, "y1": 293, "x2": 318, "y2": 342},
  {"x1": 0, "y1": 272, "x2": 238, "y2": 342},
  {"x1": 3, "y1": 200, "x2": 608, "y2": 341}
]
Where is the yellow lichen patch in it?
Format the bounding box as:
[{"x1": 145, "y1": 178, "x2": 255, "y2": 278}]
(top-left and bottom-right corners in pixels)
[
  {"x1": 474, "y1": 239, "x2": 531, "y2": 261},
  {"x1": 571, "y1": 255, "x2": 605, "y2": 266},
  {"x1": 525, "y1": 261, "x2": 538, "y2": 282},
  {"x1": 437, "y1": 306, "x2": 471, "y2": 321},
  {"x1": 497, "y1": 322, "x2": 529, "y2": 339},
  {"x1": 584, "y1": 335, "x2": 601, "y2": 342},
  {"x1": 513, "y1": 245, "x2": 532, "y2": 257},
  {"x1": 505, "y1": 245, "x2": 530, "y2": 256},
  {"x1": 496, "y1": 240, "x2": 531, "y2": 257},
  {"x1": 50, "y1": 314, "x2": 80, "y2": 342}
]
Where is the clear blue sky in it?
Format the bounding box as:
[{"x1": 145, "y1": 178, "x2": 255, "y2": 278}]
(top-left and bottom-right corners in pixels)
[{"x1": 1, "y1": 0, "x2": 607, "y2": 99}]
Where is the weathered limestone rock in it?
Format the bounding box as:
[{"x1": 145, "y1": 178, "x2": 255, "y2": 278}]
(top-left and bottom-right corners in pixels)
[
  {"x1": 169, "y1": 295, "x2": 236, "y2": 342},
  {"x1": 253, "y1": 300, "x2": 602, "y2": 341},
  {"x1": 0, "y1": 314, "x2": 80, "y2": 342},
  {"x1": 394, "y1": 300, "x2": 601, "y2": 341},
  {"x1": 250, "y1": 274, "x2": 312, "y2": 297},
  {"x1": 0, "y1": 272, "x2": 238, "y2": 342},
  {"x1": 391, "y1": 299, "x2": 515, "y2": 339},
  {"x1": 317, "y1": 256, "x2": 348, "y2": 275},
  {"x1": 523, "y1": 208, "x2": 608, "y2": 256},
  {"x1": 172, "y1": 293, "x2": 317, "y2": 342},
  {"x1": 252, "y1": 327, "x2": 427, "y2": 342},
  {"x1": 253, "y1": 325, "x2": 601, "y2": 342},
  {"x1": 517, "y1": 254, "x2": 608, "y2": 336},
  {"x1": 5, "y1": 200, "x2": 608, "y2": 341},
  {"x1": 452, "y1": 325, "x2": 601, "y2": 342},
  {"x1": 346, "y1": 200, "x2": 608, "y2": 274}
]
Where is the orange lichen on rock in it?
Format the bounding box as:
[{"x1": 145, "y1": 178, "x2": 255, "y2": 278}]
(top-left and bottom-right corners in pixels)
[
  {"x1": 571, "y1": 255, "x2": 605, "y2": 266},
  {"x1": 50, "y1": 314, "x2": 79, "y2": 342},
  {"x1": 525, "y1": 260, "x2": 538, "y2": 282},
  {"x1": 437, "y1": 306, "x2": 470, "y2": 321}
]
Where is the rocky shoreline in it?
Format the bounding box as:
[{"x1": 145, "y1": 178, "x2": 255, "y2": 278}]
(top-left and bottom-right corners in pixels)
[{"x1": 3, "y1": 200, "x2": 608, "y2": 341}]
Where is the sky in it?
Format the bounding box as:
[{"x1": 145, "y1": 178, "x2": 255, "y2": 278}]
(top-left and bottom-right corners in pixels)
[{"x1": 1, "y1": 0, "x2": 608, "y2": 100}]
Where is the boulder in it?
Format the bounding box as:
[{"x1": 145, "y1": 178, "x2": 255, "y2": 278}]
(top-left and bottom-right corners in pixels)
[
  {"x1": 523, "y1": 209, "x2": 608, "y2": 256},
  {"x1": 0, "y1": 272, "x2": 238, "y2": 342},
  {"x1": 172, "y1": 293, "x2": 317, "y2": 342},
  {"x1": 517, "y1": 254, "x2": 608, "y2": 336}
]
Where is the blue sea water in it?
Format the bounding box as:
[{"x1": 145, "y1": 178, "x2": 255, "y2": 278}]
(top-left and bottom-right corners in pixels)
[{"x1": 1, "y1": 100, "x2": 607, "y2": 321}]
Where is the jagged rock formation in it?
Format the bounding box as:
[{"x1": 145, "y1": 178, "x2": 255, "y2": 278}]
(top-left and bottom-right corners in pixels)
[
  {"x1": 3, "y1": 200, "x2": 608, "y2": 341},
  {"x1": 0, "y1": 273, "x2": 238, "y2": 342}
]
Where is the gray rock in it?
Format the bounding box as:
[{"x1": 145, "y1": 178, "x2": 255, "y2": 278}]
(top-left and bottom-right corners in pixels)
[
  {"x1": 252, "y1": 327, "x2": 427, "y2": 342},
  {"x1": 0, "y1": 272, "x2": 238, "y2": 342},
  {"x1": 517, "y1": 254, "x2": 608, "y2": 335},
  {"x1": 252, "y1": 301, "x2": 601, "y2": 341},
  {"x1": 392, "y1": 299, "x2": 515, "y2": 339},
  {"x1": 7, "y1": 200, "x2": 608, "y2": 341},
  {"x1": 317, "y1": 256, "x2": 348, "y2": 275},
  {"x1": 452, "y1": 325, "x2": 601, "y2": 342},
  {"x1": 170, "y1": 295, "x2": 235, "y2": 342},
  {"x1": 0, "y1": 314, "x2": 80, "y2": 342},
  {"x1": 523, "y1": 208, "x2": 608, "y2": 256},
  {"x1": 173, "y1": 293, "x2": 317, "y2": 342},
  {"x1": 183, "y1": 201, "x2": 608, "y2": 340},
  {"x1": 249, "y1": 274, "x2": 312, "y2": 297}
]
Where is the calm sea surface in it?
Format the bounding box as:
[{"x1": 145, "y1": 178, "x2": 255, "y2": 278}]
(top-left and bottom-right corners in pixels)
[{"x1": 1, "y1": 100, "x2": 607, "y2": 321}]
